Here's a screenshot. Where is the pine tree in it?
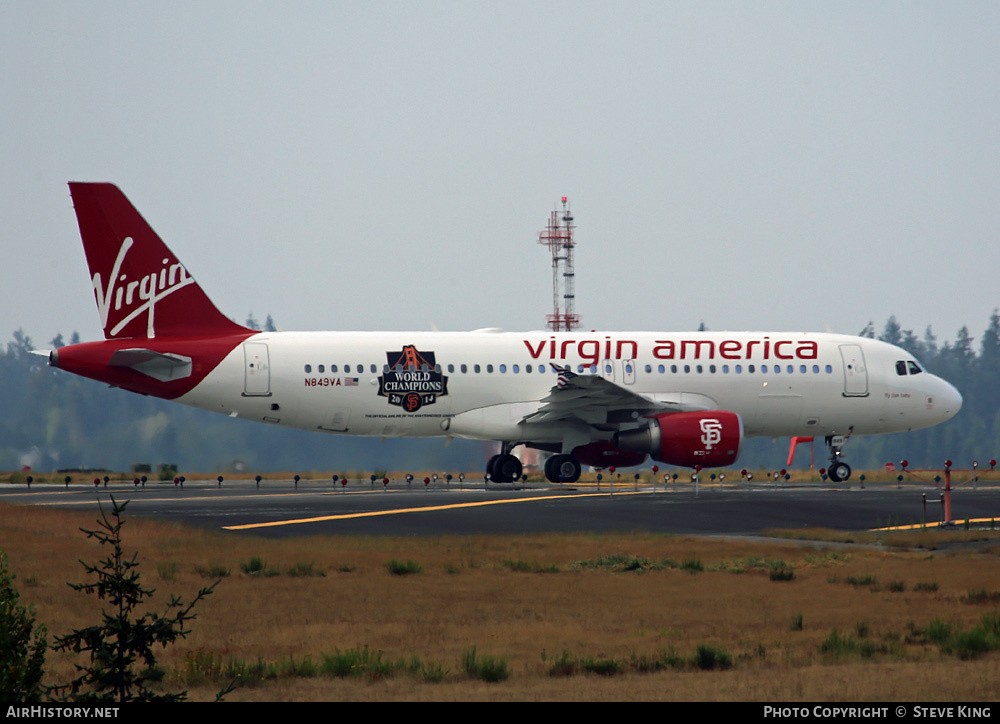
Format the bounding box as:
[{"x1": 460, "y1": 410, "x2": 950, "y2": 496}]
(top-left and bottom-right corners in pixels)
[
  {"x1": 51, "y1": 499, "x2": 218, "y2": 702},
  {"x1": 0, "y1": 552, "x2": 47, "y2": 702}
]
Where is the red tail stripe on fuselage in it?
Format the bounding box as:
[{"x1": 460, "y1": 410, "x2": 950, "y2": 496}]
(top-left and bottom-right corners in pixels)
[{"x1": 59, "y1": 183, "x2": 254, "y2": 399}]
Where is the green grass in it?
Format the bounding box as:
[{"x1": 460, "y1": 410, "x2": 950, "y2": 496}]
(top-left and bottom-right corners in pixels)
[
  {"x1": 285, "y1": 561, "x2": 325, "y2": 577},
  {"x1": 460, "y1": 646, "x2": 509, "y2": 682},
  {"x1": 501, "y1": 559, "x2": 559, "y2": 573},
  {"x1": 240, "y1": 556, "x2": 279, "y2": 577},
  {"x1": 195, "y1": 564, "x2": 231, "y2": 579},
  {"x1": 692, "y1": 644, "x2": 732, "y2": 670},
  {"x1": 386, "y1": 559, "x2": 423, "y2": 575}
]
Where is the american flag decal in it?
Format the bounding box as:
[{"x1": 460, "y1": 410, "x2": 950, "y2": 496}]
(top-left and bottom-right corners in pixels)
[
  {"x1": 555, "y1": 365, "x2": 576, "y2": 388},
  {"x1": 345, "y1": 377, "x2": 358, "y2": 386}
]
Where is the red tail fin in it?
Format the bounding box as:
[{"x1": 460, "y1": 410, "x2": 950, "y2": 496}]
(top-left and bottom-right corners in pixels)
[{"x1": 68, "y1": 183, "x2": 248, "y2": 339}]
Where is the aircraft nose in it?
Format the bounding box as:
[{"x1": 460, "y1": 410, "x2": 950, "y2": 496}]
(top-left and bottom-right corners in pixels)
[{"x1": 937, "y1": 377, "x2": 962, "y2": 421}]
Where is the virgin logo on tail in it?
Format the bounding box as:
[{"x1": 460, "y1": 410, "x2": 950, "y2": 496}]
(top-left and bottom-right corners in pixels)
[{"x1": 92, "y1": 237, "x2": 194, "y2": 338}]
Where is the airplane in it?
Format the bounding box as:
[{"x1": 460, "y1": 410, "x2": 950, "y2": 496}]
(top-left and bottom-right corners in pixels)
[{"x1": 47, "y1": 183, "x2": 963, "y2": 484}]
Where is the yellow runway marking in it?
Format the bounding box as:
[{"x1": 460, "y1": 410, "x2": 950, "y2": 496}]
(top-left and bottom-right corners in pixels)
[
  {"x1": 872, "y1": 517, "x2": 1000, "y2": 531},
  {"x1": 222, "y1": 491, "x2": 647, "y2": 530}
]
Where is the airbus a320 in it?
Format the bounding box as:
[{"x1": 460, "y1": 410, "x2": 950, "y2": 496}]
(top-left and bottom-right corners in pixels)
[{"x1": 48, "y1": 183, "x2": 963, "y2": 483}]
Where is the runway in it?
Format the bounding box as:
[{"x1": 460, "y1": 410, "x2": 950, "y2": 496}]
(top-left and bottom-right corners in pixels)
[{"x1": 3, "y1": 477, "x2": 998, "y2": 538}]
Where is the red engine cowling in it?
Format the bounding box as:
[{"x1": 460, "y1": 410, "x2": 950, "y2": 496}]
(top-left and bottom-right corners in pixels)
[
  {"x1": 614, "y1": 410, "x2": 743, "y2": 468},
  {"x1": 570, "y1": 441, "x2": 647, "y2": 468}
]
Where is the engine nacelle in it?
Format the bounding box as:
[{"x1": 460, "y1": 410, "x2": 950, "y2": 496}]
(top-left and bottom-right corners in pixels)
[
  {"x1": 570, "y1": 441, "x2": 647, "y2": 468},
  {"x1": 614, "y1": 410, "x2": 743, "y2": 468}
]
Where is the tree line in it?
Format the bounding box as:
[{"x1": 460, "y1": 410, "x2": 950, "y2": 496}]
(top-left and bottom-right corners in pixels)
[{"x1": 1, "y1": 312, "x2": 997, "y2": 474}]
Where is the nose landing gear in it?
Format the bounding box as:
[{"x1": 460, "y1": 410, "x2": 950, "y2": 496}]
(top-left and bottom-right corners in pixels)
[{"x1": 825, "y1": 429, "x2": 854, "y2": 483}]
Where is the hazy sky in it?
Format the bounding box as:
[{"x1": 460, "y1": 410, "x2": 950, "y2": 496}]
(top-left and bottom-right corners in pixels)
[{"x1": 2, "y1": 1, "x2": 998, "y2": 353}]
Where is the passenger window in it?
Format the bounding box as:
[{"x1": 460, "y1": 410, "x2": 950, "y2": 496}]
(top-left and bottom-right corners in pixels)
[
  {"x1": 318, "y1": 364, "x2": 325, "y2": 373},
  {"x1": 513, "y1": 364, "x2": 520, "y2": 373},
  {"x1": 487, "y1": 364, "x2": 494, "y2": 373},
  {"x1": 474, "y1": 364, "x2": 481, "y2": 373},
  {"x1": 461, "y1": 364, "x2": 468, "y2": 373},
  {"x1": 304, "y1": 364, "x2": 312, "y2": 373},
  {"x1": 499, "y1": 364, "x2": 507, "y2": 373}
]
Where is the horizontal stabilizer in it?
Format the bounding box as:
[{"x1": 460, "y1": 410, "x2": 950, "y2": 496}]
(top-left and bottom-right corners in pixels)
[{"x1": 108, "y1": 349, "x2": 192, "y2": 382}]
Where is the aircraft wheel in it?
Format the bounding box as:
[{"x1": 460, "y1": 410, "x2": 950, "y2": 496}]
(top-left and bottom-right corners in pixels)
[
  {"x1": 486, "y1": 454, "x2": 500, "y2": 481},
  {"x1": 492, "y1": 454, "x2": 522, "y2": 483},
  {"x1": 543, "y1": 455, "x2": 558, "y2": 482},
  {"x1": 828, "y1": 461, "x2": 851, "y2": 483},
  {"x1": 547, "y1": 454, "x2": 581, "y2": 483}
]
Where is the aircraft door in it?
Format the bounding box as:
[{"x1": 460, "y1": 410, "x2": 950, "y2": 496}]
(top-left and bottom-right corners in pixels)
[
  {"x1": 839, "y1": 344, "x2": 868, "y2": 397},
  {"x1": 243, "y1": 342, "x2": 271, "y2": 396}
]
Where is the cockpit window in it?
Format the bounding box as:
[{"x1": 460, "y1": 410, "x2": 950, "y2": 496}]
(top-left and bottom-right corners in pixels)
[{"x1": 896, "y1": 359, "x2": 925, "y2": 375}]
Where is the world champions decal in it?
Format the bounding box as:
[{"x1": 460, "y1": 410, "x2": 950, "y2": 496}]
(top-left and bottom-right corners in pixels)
[{"x1": 377, "y1": 346, "x2": 449, "y2": 412}]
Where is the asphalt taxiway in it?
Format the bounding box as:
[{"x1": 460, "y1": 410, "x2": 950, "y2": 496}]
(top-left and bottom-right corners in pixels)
[{"x1": 2, "y1": 477, "x2": 998, "y2": 538}]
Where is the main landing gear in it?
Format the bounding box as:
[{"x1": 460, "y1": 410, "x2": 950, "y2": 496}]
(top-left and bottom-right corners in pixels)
[
  {"x1": 486, "y1": 444, "x2": 522, "y2": 484},
  {"x1": 486, "y1": 445, "x2": 583, "y2": 484},
  {"x1": 543, "y1": 454, "x2": 581, "y2": 484},
  {"x1": 825, "y1": 430, "x2": 853, "y2": 483}
]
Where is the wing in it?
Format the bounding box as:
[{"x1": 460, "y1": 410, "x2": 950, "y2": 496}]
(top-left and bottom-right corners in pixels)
[{"x1": 521, "y1": 365, "x2": 714, "y2": 428}]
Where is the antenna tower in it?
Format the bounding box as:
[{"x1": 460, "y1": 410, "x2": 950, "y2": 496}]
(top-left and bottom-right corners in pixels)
[{"x1": 537, "y1": 197, "x2": 580, "y2": 331}]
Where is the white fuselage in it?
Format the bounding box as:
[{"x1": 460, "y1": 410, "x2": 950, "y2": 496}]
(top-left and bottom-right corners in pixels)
[{"x1": 178, "y1": 330, "x2": 961, "y2": 446}]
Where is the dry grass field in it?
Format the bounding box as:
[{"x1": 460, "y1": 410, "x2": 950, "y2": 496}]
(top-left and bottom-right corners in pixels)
[{"x1": 2, "y1": 500, "x2": 999, "y2": 701}]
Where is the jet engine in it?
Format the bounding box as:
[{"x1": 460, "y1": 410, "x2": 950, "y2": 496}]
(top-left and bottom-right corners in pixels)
[{"x1": 613, "y1": 410, "x2": 743, "y2": 468}]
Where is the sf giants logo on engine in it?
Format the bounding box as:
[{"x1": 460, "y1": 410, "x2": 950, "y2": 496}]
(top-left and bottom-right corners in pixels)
[
  {"x1": 700, "y1": 418, "x2": 723, "y2": 451},
  {"x1": 377, "y1": 346, "x2": 449, "y2": 412},
  {"x1": 92, "y1": 238, "x2": 194, "y2": 338}
]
